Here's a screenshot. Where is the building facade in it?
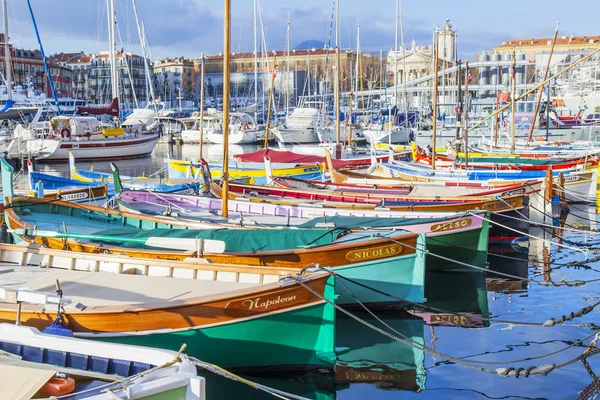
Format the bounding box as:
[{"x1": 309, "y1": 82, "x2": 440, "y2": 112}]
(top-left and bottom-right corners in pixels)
[
  {"x1": 152, "y1": 57, "x2": 196, "y2": 103},
  {"x1": 0, "y1": 34, "x2": 72, "y2": 99},
  {"x1": 194, "y1": 48, "x2": 382, "y2": 106},
  {"x1": 53, "y1": 50, "x2": 149, "y2": 106},
  {"x1": 387, "y1": 20, "x2": 456, "y2": 85}
]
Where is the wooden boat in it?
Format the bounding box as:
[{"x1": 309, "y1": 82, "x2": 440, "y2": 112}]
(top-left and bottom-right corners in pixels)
[
  {"x1": 233, "y1": 147, "x2": 391, "y2": 169},
  {"x1": 68, "y1": 153, "x2": 205, "y2": 195},
  {"x1": 36, "y1": 184, "x2": 108, "y2": 204},
  {"x1": 2, "y1": 159, "x2": 427, "y2": 305},
  {"x1": 4, "y1": 198, "x2": 427, "y2": 305},
  {"x1": 0, "y1": 244, "x2": 337, "y2": 371},
  {"x1": 0, "y1": 323, "x2": 205, "y2": 399},
  {"x1": 167, "y1": 157, "x2": 326, "y2": 185},
  {"x1": 213, "y1": 182, "x2": 527, "y2": 214},
  {"x1": 114, "y1": 185, "x2": 490, "y2": 273},
  {"x1": 379, "y1": 161, "x2": 597, "y2": 202},
  {"x1": 412, "y1": 145, "x2": 599, "y2": 170}
]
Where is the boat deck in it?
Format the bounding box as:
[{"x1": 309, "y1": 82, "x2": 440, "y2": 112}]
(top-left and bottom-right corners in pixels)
[{"x1": 0, "y1": 264, "x2": 260, "y2": 310}]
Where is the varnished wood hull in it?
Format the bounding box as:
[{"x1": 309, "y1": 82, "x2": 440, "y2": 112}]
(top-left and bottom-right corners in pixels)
[{"x1": 0, "y1": 269, "x2": 337, "y2": 371}]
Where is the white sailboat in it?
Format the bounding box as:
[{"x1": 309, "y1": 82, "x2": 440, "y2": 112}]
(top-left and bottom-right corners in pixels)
[
  {"x1": 20, "y1": 0, "x2": 158, "y2": 162},
  {"x1": 181, "y1": 111, "x2": 261, "y2": 144}
]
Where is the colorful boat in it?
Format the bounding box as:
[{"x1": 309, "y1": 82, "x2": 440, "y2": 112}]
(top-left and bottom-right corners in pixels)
[
  {"x1": 67, "y1": 153, "x2": 205, "y2": 194},
  {"x1": 0, "y1": 323, "x2": 205, "y2": 399},
  {"x1": 167, "y1": 157, "x2": 326, "y2": 185},
  {"x1": 110, "y1": 167, "x2": 489, "y2": 273},
  {"x1": 0, "y1": 248, "x2": 337, "y2": 371}
]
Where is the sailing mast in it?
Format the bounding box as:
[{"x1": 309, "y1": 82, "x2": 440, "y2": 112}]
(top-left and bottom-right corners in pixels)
[
  {"x1": 253, "y1": 0, "x2": 258, "y2": 123},
  {"x1": 334, "y1": 0, "x2": 341, "y2": 158},
  {"x1": 107, "y1": 0, "x2": 119, "y2": 117},
  {"x1": 2, "y1": 0, "x2": 11, "y2": 103},
  {"x1": 463, "y1": 61, "x2": 470, "y2": 167},
  {"x1": 394, "y1": 0, "x2": 399, "y2": 110},
  {"x1": 264, "y1": 55, "x2": 276, "y2": 148},
  {"x1": 527, "y1": 24, "x2": 559, "y2": 143},
  {"x1": 358, "y1": 23, "x2": 365, "y2": 120},
  {"x1": 222, "y1": 0, "x2": 231, "y2": 218},
  {"x1": 510, "y1": 46, "x2": 516, "y2": 154},
  {"x1": 431, "y1": 27, "x2": 440, "y2": 170},
  {"x1": 286, "y1": 17, "x2": 290, "y2": 117},
  {"x1": 199, "y1": 54, "x2": 205, "y2": 159},
  {"x1": 131, "y1": 0, "x2": 156, "y2": 111},
  {"x1": 399, "y1": 0, "x2": 408, "y2": 129}
]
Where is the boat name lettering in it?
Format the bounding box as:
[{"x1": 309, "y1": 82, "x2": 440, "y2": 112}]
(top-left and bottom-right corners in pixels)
[
  {"x1": 430, "y1": 314, "x2": 472, "y2": 327},
  {"x1": 241, "y1": 295, "x2": 297, "y2": 310},
  {"x1": 176, "y1": 188, "x2": 196, "y2": 195},
  {"x1": 345, "y1": 244, "x2": 403, "y2": 262},
  {"x1": 500, "y1": 188, "x2": 525, "y2": 197},
  {"x1": 303, "y1": 167, "x2": 319, "y2": 172},
  {"x1": 431, "y1": 218, "x2": 472, "y2": 232},
  {"x1": 59, "y1": 192, "x2": 89, "y2": 201},
  {"x1": 564, "y1": 175, "x2": 579, "y2": 182}
]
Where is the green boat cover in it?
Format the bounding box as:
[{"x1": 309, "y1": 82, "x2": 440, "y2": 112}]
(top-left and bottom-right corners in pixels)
[{"x1": 92, "y1": 227, "x2": 350, "y2": 252}]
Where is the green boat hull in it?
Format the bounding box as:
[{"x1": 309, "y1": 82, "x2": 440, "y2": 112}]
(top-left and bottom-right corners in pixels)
[
  {"x1": 333, "y1": 234, "x2": 426, "y2": 306},
  {"x1": 138, "y1": 386, "x2": 188, "y2": 400},
  {"x1": 93, "y1": 278, "x2": 336, "y2": 372},
  {"x1": 425, "y1": 218, "x2": 490, "y2": 272}
]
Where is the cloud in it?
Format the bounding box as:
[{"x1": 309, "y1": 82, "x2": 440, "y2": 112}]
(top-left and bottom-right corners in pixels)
[{"x1": 7, "y1": 0, "x2": 598, "y2": 64}]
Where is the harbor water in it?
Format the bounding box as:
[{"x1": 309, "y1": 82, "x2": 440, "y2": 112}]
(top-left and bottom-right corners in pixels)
[{"x1": 32, "y1": 143, "x2": 600, "y2": 399}]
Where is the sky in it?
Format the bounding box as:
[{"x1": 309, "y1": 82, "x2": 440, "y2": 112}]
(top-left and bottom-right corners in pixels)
[{"x1": 6, "y1": 0, "x2": 600, "y2": 61}]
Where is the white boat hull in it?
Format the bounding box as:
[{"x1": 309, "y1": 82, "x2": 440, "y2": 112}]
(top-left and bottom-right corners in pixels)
[
  {"x1": 34, "y1": 134, "x2": 159, "y2": 162},
  {"x1": 364, "y1": 128, "x2": 411, "y2": 144},
  {"x1": 272, "y1": 127, "x2": 320, "y2": 144}
]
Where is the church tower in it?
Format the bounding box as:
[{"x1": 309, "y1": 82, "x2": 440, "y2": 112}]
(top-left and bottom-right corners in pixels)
[{"x1": 437, "y1": 19, "x2": 456, "y2": 64}]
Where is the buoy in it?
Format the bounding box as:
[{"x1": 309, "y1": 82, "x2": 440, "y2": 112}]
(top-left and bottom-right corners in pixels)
[{"x1": 35, "y1": 376, "x2": 75, "y2": 397}]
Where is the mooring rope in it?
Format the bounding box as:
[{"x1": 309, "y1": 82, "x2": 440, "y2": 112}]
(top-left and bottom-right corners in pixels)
[
  {"x1": 186, "y1": 356, "x2": 309, "y2": 400},
  {"x1": 315, "y1": 266, "x2": 600, "y2": 328},
  {"x1": 469, "y1": 212, "x2": 589, "y2": 259},
  {"x1": 291, "y1": 275, "x2": 600, "y2": 378}
]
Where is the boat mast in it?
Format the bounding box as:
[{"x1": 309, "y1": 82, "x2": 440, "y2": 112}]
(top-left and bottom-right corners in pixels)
[
  {"x1": 25, "y1": 0, "x2": 60, "y2": 115},
  {"x1": 107, "y1": 0, "x2": 119, "y2": 109},
  {"x1": 390, "y1": 0, "x2": 398, "y2": 149},
  {"x1": 334, "y1": 0, "x2": 341, "y2": 158},
  {"x1": 463, "y1": 61, "x2": 470, "y2": 167},
  {"x1": 131, "y1": 0, "x2": 156, "y2": 111},
  {"x1": 286, "y1": 16, "x2": 290, "y2": 117},
  {"x1": 399, "y1": 0, "x2": 408, "y2": 129},
  {"x1": 2, "y1": 0, "x2": 11, "y2": 102},
  {"x1": 510, "y1": 46, "x2": 516, "y2": 154},
  {"x1": 394, "y1": 0, "x2": 398, "y2": 110},
  {"x1": 431, "y1": 27, "x2": 440, "y2": 170},
  {"x1": 253, "y1": 0, "x2": 258, "y2": 123},
  {"x1": 264, "y1": 54, "x2": 276, "y2": 148},
  {"x1": 357, "y1": 23, "x2": 365, "y2": 119},
  {"x1": 199, "y1": 54, "x2": 205, "y2": 159},
  {"x1": 222, "y1": 0, "x2": 230, "y2": 218},
  {"x1": 527, "y1": 24, "x2": 559, "y2": 143}
]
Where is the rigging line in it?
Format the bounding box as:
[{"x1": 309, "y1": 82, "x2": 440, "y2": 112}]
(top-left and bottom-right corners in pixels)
[
  {"x1": 292, "y1": 275, "x2": 600, "y2": 377},
  {"x1": 473, "y1": 211, "x2": 589, "y2": 258},
  {"x1": 321, "y1": 266, "x2": 600, "y2": 328},
  {"x1": 388, "y1": 234, "x2": 593, "y2": 286},
  {"x1": 335, "y1": 269, "x2": 600, "y2": 366}
]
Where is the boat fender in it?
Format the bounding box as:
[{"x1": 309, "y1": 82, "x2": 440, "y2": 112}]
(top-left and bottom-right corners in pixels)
[
  {"x1": 60, "y1": 128, "x2": 71, "y2": 138},
  {"x1": 0, "y1": 223, "x2": 7, "y2": 243},
  {"x1": 36, "y1": 373, "x2": 75, "y2": 397}
]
